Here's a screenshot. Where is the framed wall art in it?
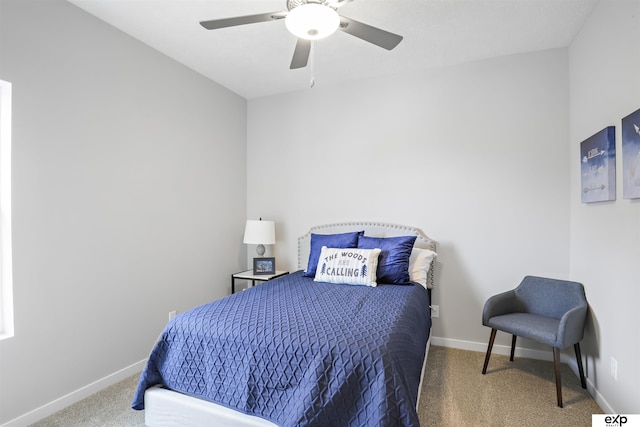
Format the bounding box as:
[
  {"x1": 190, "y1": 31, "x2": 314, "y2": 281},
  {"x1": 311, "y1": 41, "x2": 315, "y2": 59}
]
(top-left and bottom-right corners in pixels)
[
  {"x1": 580, "y1": 126, "x2": 616, "y2": 203},
  {"x1": 622, "y1": 107, "x2": 640, "y2": 199}
]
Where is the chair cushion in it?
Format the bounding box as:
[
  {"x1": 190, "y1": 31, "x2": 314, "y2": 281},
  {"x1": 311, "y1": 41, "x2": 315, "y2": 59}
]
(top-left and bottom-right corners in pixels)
[{"x1": 486, "y1": 313, "x2": 560, "y2": 347}]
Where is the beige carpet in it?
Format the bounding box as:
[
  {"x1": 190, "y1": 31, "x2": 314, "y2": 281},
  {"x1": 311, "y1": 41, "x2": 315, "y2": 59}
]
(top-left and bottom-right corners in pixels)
[
  {"x1": 30, "y1": 375, "x2": 145, "y2": 427},
  {"x1": 418, "y1": 346, "x2": 602, "y2": 427},
  {"x1": 32, "y1": 345, "x2": 602, "y2": 426}
]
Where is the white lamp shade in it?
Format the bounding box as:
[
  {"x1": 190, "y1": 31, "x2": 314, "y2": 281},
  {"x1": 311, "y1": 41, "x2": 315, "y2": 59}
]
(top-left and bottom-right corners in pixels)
[
  {"x1": 285, "y1": 4, "x2": 340, "y2": 40},
  {"x1": 243, "y1": 220, "x2": 276, "y2": 245}
]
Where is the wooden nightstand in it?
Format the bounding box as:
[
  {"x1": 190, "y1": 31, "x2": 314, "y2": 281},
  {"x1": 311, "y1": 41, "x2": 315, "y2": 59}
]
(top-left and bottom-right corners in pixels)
[{"x1": 231, "y1": 270, "x2": 289, "y2": 294}]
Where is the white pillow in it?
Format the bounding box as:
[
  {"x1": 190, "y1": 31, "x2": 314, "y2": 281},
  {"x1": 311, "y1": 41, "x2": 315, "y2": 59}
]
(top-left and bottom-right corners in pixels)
[
  {"x1": 314, "y1": 246, "x2": 382, "y2": 287},
  {"x1": 409, "y1": 248, "x2": 437, "y2": 289}
]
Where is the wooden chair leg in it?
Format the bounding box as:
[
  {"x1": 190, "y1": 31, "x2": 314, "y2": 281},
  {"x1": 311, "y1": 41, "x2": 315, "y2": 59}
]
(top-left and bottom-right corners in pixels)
[
  {"x1": 574, "y1": 343, "x2": 587, "y2": 389},
  {"x1": 482, "y1": 329, "x2": 497, "y2": 374},
  {"x1": 553, "y1": 347, "x2": 563, "y2": 408},
  {"x1": 510, "y1": 335, "x2": 517, "y2": 361}
]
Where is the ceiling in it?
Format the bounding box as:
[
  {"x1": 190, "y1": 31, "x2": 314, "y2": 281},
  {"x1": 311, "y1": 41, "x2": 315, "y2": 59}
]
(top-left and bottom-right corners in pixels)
[{"x1": 67, "y1": 0, "x2": 598, "y2": 99}]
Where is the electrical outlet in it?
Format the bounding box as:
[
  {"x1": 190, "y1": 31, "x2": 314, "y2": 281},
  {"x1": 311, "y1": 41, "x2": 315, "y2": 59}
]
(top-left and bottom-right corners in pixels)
[
  {"x1": 169, "y1": 310, "x2": 177, "y2": 321},
  {"x1": 611, "y1": 357, "x2": 618, "y2": 380},
  {"x1": 430, "y1": 305, "x2": 439, "y2": 318}
]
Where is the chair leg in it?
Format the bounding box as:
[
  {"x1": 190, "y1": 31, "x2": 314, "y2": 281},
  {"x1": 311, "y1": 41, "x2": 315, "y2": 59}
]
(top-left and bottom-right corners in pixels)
[
  {"x1": 510, "y1": 335, "x2": 517, "y2": 361},
  {"x1": 482, "y1": 329, "x2": 497, "y2": 374},
  {"x1": 574, "y1": 343, "x2": 587, "y2": 389},
  {"x1": 553, "y1": 347, "x2": 563, "y2": 408}
]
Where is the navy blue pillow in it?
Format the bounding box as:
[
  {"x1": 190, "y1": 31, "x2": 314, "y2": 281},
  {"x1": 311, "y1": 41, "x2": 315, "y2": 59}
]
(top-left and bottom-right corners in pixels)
[
  {"x1": 304, "y1": 231, "x2": 363, "y2": 277},
  {"x1": 357, "y1": 235, "x2": 417, "y2": 284}
]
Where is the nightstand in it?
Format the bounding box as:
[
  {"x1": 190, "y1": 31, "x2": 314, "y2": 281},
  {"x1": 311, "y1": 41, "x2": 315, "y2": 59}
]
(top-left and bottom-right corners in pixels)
[{"x1": 231, "y1": 270, "x2": 289, "y2": 294}]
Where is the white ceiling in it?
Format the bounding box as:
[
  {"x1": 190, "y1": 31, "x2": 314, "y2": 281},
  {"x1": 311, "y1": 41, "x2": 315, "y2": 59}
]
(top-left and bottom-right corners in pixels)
[{"x1": 67, "y1": 0, "x2": 598, "y2": 99}]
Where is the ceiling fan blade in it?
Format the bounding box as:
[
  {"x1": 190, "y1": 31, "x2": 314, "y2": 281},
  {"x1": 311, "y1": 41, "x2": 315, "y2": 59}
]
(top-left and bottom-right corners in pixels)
[
  {"x1": 200, "y1": 11, "x2": 287, "y2": 30},
  {"x1": 290, "y1": 38, "x2": 311, "y2": 69},
  {"x1": 338, "y1": 16, "x2": 403, "y2": 50}
]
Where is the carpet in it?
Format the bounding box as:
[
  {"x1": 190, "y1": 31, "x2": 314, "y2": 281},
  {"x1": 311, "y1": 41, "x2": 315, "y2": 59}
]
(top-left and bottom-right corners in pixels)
[{"x1": 31, "y1": 345, "x2": 602, "y2": 426}]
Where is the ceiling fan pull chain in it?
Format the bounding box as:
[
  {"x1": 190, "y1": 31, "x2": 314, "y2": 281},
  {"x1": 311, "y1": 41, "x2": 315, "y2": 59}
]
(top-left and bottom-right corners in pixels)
[{"x1": 310, "y1": 41, "x2": 315, "y2": 88}]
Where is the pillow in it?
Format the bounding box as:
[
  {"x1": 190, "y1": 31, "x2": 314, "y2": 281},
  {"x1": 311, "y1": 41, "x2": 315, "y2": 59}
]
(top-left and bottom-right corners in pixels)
[
  {"x1": 314, "y1": 246, "x2": 382, "y2": 287},
  {"x1": 303, "y1": 231, "x2": 363, "y2": 277},
  {"x1": 357, "y1": 235, "x2": 417, "y2": 285},
  {"x1": 409, "y1": 248, "x2": 437, "y2": 289}
]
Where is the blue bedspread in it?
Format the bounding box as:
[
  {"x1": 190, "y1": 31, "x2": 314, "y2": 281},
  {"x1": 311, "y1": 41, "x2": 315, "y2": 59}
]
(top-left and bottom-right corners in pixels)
[{"x1": 132, "y1": 271, "x2": 431, "y2": 426}]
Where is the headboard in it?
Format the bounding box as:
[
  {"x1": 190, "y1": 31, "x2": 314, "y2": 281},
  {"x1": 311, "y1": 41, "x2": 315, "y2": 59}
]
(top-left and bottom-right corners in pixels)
[{"x1": 298, "y1": 222, "x2": 437, "y2": 288}]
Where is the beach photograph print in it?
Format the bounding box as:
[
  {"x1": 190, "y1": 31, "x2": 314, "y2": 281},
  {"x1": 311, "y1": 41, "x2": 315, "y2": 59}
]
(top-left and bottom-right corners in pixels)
[
  {"x1": 581, "y1": 126, "x2": 616, "y2": 203},
  {"x1": 622, "y1": 107, "x2": 640, "y2": 199}
]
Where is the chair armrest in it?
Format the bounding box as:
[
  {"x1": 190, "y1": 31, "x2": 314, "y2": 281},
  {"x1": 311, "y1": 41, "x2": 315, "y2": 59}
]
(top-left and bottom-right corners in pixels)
[
  {"x1": 482, "y1": 289, "x2": 517, "y2": 326},
  {"x1": 556, "y1": 302, "x2": 588, "y2": 348}
]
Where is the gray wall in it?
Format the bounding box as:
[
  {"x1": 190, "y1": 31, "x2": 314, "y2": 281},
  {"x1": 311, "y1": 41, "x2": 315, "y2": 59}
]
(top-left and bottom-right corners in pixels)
[
  {"x1": 569, "y1": 0, "x2": 640, "y2": 413},
  {"x1": 247, "y1": 49, "x2": 570, "y2": 351},
  {"x1": 0, "y1": 0, "x2": 247, "y2": 424}
]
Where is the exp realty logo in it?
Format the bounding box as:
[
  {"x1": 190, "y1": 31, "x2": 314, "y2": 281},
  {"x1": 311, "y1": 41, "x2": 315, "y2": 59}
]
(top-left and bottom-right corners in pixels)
[{"x1": 593, "y1": 415, "x2": 640, "y2": 427}]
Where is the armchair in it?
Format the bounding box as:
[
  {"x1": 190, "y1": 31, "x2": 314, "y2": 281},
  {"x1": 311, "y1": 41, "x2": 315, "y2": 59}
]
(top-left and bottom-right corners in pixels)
[{"x1": 481, "y1": 276, "x2": 588, "y2": 407}]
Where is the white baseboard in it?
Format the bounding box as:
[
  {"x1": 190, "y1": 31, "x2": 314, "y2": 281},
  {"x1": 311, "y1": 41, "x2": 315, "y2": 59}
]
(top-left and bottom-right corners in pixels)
[
  {"x1": 586, "y1": 379, "x2": 614, "y2": 414},
  {"x1": 1, "y1": 359, "x2": 146, "y2": 427},
  {"x1": 431, "y1": 335, "x2": 608, "y2": 412},
  {"x1": 431, "y1": 336, "x2": 555, "y2": 361}
]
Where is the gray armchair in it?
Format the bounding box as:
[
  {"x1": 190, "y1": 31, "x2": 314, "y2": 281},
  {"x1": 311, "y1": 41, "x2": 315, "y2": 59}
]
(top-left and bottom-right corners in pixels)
[{"x1": 481, "y1": 276, "x2": 588, "y2": 407}]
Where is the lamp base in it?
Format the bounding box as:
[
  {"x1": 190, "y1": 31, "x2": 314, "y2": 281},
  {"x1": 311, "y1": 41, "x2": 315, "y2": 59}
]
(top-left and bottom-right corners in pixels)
[{"x1": 256, "y1": 244, "x2": 266, "y2": 256}]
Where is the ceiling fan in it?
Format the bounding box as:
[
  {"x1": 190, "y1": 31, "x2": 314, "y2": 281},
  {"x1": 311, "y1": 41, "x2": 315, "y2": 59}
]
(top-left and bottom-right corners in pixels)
[{"x1": 199, "y1": 0, "x2": 403, "y2": 70}]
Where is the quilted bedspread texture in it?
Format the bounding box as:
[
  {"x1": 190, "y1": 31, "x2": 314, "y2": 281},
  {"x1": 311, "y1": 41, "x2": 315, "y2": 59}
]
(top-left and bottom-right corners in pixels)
[{"x1": 132, "y1": 271, "x2": 431, "y2": 427}]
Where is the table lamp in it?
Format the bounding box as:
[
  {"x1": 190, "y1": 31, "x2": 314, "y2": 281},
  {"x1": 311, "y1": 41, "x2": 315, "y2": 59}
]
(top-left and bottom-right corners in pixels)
[{"x1": 243, "y1": 219, "x2": 276, "y2": 273}]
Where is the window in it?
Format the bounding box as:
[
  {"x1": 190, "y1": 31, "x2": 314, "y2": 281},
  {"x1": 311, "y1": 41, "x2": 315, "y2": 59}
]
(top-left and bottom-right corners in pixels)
[{"x1": 0, "y1": 79, "x2": 13, "y2": 339}]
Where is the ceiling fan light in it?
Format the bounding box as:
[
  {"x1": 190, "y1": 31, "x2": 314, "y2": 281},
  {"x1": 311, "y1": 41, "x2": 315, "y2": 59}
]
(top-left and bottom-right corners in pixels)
[{"x1": 285, "y1": 4, "x2": 340, "y2": 40}]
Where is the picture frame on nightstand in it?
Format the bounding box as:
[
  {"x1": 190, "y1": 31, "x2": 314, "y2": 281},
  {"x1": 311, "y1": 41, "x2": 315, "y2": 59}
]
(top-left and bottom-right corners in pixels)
[{"x1": 253, "y1": 257, "x2": 275, "y2": 275}]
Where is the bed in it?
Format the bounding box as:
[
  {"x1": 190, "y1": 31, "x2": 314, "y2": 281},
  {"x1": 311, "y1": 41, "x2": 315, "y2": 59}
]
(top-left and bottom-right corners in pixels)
[{"x1": 132, "y1": 222, "x2": 437, "y2": 426}]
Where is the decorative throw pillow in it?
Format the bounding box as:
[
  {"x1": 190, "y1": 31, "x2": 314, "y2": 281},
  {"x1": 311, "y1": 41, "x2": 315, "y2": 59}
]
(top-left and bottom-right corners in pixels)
[
  {"x1": 303, "y1": 231, "x2": 363, "y2": 277},
  {"x1": 409, "y1": 248, "x2": 437, "y2": 288},
  {"x1": 314, "y1": 246, "x2": 382, "y2": 287},
  {"x1": 357, "y1": 235, "x2": 417, "y2": 285}
]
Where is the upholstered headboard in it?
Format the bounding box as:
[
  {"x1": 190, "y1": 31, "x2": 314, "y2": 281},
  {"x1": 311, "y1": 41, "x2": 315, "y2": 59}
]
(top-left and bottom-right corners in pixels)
[{"x1": 298, "y1": 222, "x2": 437, "y2": 288}]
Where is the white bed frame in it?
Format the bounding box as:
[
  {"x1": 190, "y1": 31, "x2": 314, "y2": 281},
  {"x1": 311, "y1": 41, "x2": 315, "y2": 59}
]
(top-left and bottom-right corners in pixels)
[{"x1": 144, "y1": 222, "x2": 437, "y2": 427}]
